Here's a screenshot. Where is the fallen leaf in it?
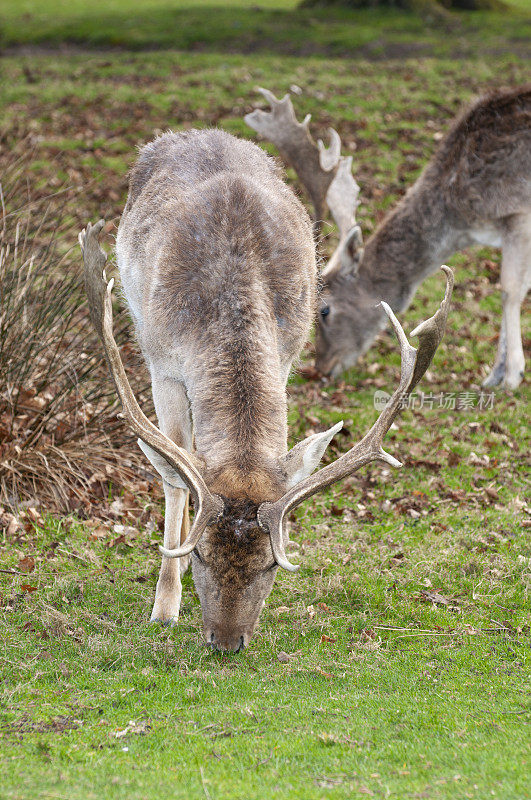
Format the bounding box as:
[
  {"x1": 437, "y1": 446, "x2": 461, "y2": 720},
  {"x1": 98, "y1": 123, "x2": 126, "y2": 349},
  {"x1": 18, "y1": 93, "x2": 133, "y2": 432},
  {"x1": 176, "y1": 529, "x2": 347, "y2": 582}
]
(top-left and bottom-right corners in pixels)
[
  {"x1": 25, "y1": 507, "x2": 43, "y2": 524},
  {"x1": 106, "y1": 534, "x2": 126, "y2": 548},
  {"x1": 298, "y1": 365, "x2": 321, "y2": 381},
  {"x1": 18, "y1": 555, "x2": 35, "y2": 573},
  {"x1": 112, "y1": 524, "x2": 136, "y2": 536},
  {"x1": 329, "y1": 504, "x2": 344, "y2": 517},
  {"x1": 89, "y1": 525, "x2": 110, "y2": 540},
  {"x1": 468, "y1": 452, "x2": 490, "y2": 467},
  {"x1": 109, "y1": 498, "x2": 124, "y2": 517},
  {"x1": 114, "y1": 719, "x2": 150, "y2": 738},
  {"x1": 447, "y1": 451, "x2": 459, "y2": 466},
  {"x1": 418, "y1": 589, "x2": 452, "y2": 606},
  {"x1": 4, "y1": 515, "x2": 21, "y2": 537}
]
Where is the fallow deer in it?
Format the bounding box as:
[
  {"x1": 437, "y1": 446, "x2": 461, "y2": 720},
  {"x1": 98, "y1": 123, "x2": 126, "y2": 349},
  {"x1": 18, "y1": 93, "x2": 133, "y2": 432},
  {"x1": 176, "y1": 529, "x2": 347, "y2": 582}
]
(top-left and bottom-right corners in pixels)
[
  {"x1": 246, "y1": 86, "x2": 530, "y2": 389},
  {"x1": 80, "y1": 128, "x2": 452, "y2": 652}
]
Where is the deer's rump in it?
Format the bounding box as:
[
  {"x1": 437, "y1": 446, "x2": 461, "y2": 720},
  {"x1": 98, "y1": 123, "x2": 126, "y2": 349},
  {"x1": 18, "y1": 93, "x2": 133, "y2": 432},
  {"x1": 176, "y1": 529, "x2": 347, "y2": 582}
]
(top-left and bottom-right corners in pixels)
[{"x1": 436, "y1": 86, "x2": 531, "y2": 220}]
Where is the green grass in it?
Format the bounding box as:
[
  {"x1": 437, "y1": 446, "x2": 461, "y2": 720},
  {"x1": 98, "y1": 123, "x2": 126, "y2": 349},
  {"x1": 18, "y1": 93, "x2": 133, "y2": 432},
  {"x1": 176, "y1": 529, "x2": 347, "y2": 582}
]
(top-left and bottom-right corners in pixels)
[
  {"x1": 1, "y1": 0, "x2": 530, "y2": 57},
  {"x1": 0, "y1": 4, "x2": 530, "y2": 799},
  {"x1": 1, "y1": 485, "x2": 530, "y2": 799}
]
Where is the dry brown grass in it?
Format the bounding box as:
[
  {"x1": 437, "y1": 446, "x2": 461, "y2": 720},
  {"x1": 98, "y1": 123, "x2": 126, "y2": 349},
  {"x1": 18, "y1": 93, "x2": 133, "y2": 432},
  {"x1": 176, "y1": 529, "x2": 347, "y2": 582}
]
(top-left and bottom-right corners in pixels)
[{"x1": 0, "y1": 146, "x2": 153, "y2": 515}]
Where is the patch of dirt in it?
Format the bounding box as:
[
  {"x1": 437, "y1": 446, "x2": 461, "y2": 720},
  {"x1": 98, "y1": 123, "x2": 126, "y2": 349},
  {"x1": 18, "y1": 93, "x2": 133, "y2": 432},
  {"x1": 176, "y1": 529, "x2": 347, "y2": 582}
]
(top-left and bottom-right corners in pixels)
[{"x1": 2, "y1": 713, "x2": 82, "y2": 737}]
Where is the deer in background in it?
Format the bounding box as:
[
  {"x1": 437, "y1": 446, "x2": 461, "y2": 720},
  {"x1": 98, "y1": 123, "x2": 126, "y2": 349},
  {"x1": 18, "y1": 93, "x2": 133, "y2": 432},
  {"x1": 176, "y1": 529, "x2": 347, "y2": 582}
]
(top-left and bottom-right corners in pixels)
[
  {"x1": 81, "y1": 128, "x2": 452, "y2": 652},
  {"x1": 246, "y1": 86, "x2": 530, "y2": 389}
]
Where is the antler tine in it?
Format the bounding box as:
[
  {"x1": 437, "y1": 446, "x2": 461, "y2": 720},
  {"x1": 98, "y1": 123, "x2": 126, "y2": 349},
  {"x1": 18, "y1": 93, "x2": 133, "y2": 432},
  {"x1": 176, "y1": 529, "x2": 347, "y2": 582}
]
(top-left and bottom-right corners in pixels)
[
  {"x1": 324, "y1": 155, "x2": 360, "y2": 241},
  {"x1": 257, "y1": 267, "x2": 454, "y2": 568},
  {"x1": 245, "y1": 87, "x2": 340, "y2": 230},
  {"x1": 409, "y1": 264, "x2": 454, "y2": 389},
  {"x1": 80, "y1": 221, "x2": 223, "y2": 558},
  {"x1": 317, "y1": 128, "x2": 341, "y2": 171}
]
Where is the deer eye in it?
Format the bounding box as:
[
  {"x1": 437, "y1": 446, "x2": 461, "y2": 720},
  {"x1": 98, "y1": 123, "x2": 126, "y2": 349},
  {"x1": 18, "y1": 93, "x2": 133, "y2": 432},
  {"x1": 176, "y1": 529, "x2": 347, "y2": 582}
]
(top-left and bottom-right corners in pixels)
[
  {"x1": 320, "y1": 306, "x2": 330, "y2": 319},
  {"x1": 192, "y1": 548, "x2": 205, "y2": 565}
]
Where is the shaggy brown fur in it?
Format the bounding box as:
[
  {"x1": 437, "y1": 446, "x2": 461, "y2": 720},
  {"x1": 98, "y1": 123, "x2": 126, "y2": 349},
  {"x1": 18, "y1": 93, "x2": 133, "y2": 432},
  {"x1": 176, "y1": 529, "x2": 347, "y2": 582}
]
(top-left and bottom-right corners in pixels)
[
  {"x1": 437, "y1": 86, "x2": 531, "y2": 220},
  {"x1": 202, "y1": 499, "x2": 273, "y2": 586}
]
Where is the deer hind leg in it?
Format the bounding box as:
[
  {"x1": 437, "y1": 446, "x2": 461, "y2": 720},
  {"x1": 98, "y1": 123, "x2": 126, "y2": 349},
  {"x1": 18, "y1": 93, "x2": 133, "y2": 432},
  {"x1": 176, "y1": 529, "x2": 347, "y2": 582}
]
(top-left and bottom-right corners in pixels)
[
  {"x1": 149, "y1": 373, "x2": 193, "y2": 625},
  {"x1": 483, "y1": 314, "x2": 507, "y2": 388},
  {"x1": 497, "y1": 213, "x2": 531, "y2": 390}
]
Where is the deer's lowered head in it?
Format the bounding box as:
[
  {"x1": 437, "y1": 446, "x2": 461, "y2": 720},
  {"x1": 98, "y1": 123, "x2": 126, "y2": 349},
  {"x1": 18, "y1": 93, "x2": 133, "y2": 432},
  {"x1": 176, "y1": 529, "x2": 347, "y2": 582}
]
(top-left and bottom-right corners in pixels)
[
  {"x1": 245, "y1": 88, "x2": 380, "y2": 379},
  {"x1": 315, "y1": 235, "x2": 388, "y2": 378},
  {"x1": 138, "y1": 415, "x2": 342, "y2": 652}
]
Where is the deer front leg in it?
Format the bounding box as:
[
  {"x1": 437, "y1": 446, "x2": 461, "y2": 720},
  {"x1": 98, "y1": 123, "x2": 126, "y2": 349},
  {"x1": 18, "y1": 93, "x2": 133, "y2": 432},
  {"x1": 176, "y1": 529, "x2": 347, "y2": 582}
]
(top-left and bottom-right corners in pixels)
[
  {"x1": 483, "y1": 313, "x2": 507, "y2": 388},
  {"x1": 149, "y1": 373, "x2": 193, "y2": 625},
  {"x1": 483, "y1": 214, "x2": 530, "y2": 390},
  {"x1": 500, "y1": 214, "x2": 530, "y2": 390},
  {"x1": 151, "y1": 484, "x2": 189, "y2": 625}
]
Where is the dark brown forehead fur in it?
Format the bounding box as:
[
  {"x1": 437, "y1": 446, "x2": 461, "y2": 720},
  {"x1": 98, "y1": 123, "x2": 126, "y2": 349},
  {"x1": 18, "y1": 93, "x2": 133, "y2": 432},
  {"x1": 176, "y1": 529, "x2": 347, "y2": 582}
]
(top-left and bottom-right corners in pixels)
[{"x1": 201, "y1": 499, "x2": 275, "y2": 588}]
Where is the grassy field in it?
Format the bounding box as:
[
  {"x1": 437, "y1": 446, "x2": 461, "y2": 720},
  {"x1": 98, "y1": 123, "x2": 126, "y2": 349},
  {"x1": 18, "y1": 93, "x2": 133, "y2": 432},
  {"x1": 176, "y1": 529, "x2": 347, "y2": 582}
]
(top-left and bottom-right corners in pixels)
[
  {"x1": 1, "y1": 0, "x2": 530, "y2": 56},
  {"x1": 0, "y1": 1, "x2": 530, "y2": 798}
]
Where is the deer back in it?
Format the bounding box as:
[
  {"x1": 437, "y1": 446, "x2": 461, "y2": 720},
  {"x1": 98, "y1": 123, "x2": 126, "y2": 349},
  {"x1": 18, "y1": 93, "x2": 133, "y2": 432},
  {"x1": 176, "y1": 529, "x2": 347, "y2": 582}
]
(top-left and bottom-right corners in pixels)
[
  {"x1": 116, "y1": 129, "x2": 316, "y2": 499},
  {"x1": 432, "y1": 85, "x2": 531, "y2": 222}
]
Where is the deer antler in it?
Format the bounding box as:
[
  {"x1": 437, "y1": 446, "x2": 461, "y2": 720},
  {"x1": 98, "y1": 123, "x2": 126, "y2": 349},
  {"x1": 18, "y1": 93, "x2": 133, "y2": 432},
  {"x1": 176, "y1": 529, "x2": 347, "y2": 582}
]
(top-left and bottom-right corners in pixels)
[
  {"x1": 80, "y1": 221, "x2": 223, "y2": 557},
  {"x1": 245, "y1": 88, "x2": 341, "y2": 230},
  {"x1": 325, "y1": 155, "x2": 360, "y2": 241},
  {"x1": 257, "y1": 266, "x2": 454, "y2": 571},
  {"x1": 245, "y1": 87, "x2": 360, "y2": 245}
]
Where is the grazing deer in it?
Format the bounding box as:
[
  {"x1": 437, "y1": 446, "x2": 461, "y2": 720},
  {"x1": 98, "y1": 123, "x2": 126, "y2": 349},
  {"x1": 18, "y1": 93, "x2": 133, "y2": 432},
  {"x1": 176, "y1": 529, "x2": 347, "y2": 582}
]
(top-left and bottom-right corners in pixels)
[
  {"x1": 80, "y1": 128, "x2": 452, "y2": 652},
  {"x1": 246, "y1": 86, "x2": 530, "y2": 389}
]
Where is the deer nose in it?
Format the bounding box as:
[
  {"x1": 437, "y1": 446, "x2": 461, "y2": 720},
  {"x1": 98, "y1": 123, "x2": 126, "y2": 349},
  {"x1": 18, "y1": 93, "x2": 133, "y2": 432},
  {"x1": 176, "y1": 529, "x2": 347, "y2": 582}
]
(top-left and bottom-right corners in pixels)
[{"x1": 205, "y1": 630, "x2": 246, "y2": 653}]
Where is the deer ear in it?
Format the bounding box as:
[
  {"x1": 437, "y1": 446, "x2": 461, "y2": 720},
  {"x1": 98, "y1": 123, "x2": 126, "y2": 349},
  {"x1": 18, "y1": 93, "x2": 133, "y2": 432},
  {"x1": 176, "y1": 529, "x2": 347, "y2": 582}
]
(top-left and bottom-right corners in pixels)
[
  {"x1": 137, "y1": 439, "x2": 188, "y2": 490},
  {"x1": 281, "y1": 422, "x2": 343, "y2": 489},
  {"x1": 338, "y1": 225, "x2": 363, "y2": 276},
  {"x1": 321, "y1": 226, "x2": 363, "y2": 281}
]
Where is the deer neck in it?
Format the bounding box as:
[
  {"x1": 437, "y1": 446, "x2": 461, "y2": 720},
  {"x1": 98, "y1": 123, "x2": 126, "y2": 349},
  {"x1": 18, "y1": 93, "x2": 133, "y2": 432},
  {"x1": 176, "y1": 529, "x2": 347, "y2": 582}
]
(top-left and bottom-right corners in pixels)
[
  {"x1": 359, "y1": 178, "x2": 463, "y2": 312},
  {"x1": 186, "y1": 335, "x2": 289, "y2": 503}
]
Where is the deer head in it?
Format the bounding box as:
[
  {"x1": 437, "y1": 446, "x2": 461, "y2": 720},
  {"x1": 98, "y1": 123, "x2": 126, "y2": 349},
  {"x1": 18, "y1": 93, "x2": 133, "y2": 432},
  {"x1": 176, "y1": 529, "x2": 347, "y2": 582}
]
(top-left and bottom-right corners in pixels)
[{"x1": 245, "y1": 88, "x2": 370, "y2": 377}]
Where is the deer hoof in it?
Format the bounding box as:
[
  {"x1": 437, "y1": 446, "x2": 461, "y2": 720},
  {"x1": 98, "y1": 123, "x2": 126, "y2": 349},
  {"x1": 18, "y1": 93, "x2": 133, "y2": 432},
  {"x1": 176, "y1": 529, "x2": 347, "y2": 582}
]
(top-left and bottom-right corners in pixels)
[
  {"x1": 503, "y1": 369, "x2": 524, "y2": 391},
  {"x1": 150, "y1": 596, "x2": 181, "y2": 626},
  {"x1": 482, "y1": 363, "x2": 505, "y2": 388}
]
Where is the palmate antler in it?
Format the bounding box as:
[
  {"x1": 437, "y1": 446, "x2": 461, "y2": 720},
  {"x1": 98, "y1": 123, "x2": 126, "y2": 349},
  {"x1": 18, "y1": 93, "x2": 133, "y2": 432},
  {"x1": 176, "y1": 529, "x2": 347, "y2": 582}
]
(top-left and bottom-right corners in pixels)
[
  {"x1": 245, "y1": 88, "x2": 360, "y2": 239},
  {"x1": 80, "y1": 221, "x2": 224, "y2": 557},
  {"x1": 257, "y1": 266, "x2": 454, "y2": 571}
]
